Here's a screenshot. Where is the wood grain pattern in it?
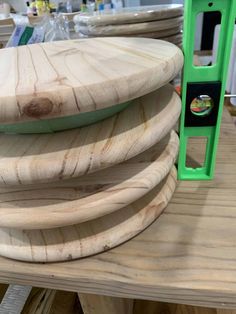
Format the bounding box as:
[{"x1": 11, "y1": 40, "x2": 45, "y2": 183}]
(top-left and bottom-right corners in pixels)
[
  {"x1": 0, "y1": 109, "x2": 233, "y2": 308},
  {"x1": 136, "y1": 28, "x2": 182, "y2": 40},
  {"x1": 134, "y1": 301, "x2": 236, "y2": 314},
  {"x1": 159, "y1": 34, "x2": 182, "y2": 45},
  {"x1": 0, "y1": 18, "x2": 15, "y2": 48},
  {"x1": 0, "y1": 131, "x2": 179, "y2": 229},
  {"x1": 22, "y1": 288, "x2": 56, "y2": 314},
  {"x1": 78, "y1": 17, "x2": 183, "y2": 36},
  {"x1": 83, "y1": 26, "x2": 182, "y2": 39},
  {"x1": 74, "y1": 4, "x2": 183, "y2": 26},
  {"x1": 79, "y1": 294, "x2": 133, "y2": 314},
  {"x1": 0, "y1": 84, "x2": 181, "y2": 186},
  {"x1": 0, "y1": 168, "x2": 177, "y2": 262},
  {"x1": 0, "y1": 37, "x2": 183, "y2": 124}
]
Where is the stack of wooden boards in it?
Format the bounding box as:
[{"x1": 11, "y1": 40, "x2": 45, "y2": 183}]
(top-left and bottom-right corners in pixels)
[
  {"x1": 0, "y1": 37, "x2": 183, "y2": 263},
  {"x1": 0, "y1": 17, "x2": 15, "y2": 48},
  {"x1": 74, "y1": 4, "x2": 183, "y2": 47}
]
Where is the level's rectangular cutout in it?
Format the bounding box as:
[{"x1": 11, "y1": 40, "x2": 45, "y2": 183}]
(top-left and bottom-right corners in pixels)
[
  {"x1": 193, "y1": 10, "x2": 222, "y2": 67},
  {"x1": 186, "y1": 137, "x2": 208, "y2": 168}
]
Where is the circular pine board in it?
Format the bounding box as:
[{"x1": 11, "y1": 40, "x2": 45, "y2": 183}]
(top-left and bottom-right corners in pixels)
[
  {"x1": 0, "y1": 37, "x2": 183, "y2": 125},
  {"x1": 132, "y1": 27, "x2": 182, "y2": 39},
  {"x1": 0, "y1": 84, "x2": 181, "y2": 186},
  {"x1": 74, "y1": 4, "x2": 183, "y2": 26},
  {"x1": 0, "y1": 168, "x2": 177, "y2": 263},
  {"x1": 161, "y1": 33, "x2": 183, "y2": 45},
  {"x1": 78, "y1": 16, "x2": 183, "y2": 36},
  {"x1": 0, "y1": 131, "x2": 179, "y2": 230}
]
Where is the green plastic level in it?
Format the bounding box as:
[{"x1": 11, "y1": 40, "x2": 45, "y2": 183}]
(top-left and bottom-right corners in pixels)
[{"x1": 178, "y1": 0, "x2": 236, "y2": 180}]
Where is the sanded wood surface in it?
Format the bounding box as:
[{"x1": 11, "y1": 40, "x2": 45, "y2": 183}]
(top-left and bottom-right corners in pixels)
[
  {"x1": 84, "y1": 26, "x2": 182, "y2": 39},
  {"x1": 134, "y1": 32, "x2": 182, "y2": 43},
  {"x1": 0, "y1": 37, "x2": 183, "y2": 124},
  {"x1": 134, "y1": 301, "x2": 236, "y2": 314},
  {"x1": 0, "y1": 110, "x2": 234, "y2": 307},
  {"x1": 0, "y1": 84, "x2": 181, "y2": 186},
  {"x1": 159, "y1": 33, "x2": 182, "y2": 44},
  {"x1": 0, "y1": 168, "x2": 177, "y2": 262},
  {"x1": 78, "y1": 16, "x2": 183, "y2": 36},
  {"x1": 74, "y1": 4, "x2": 183, "y2": 26},
  {"x1": 0, "y1": 131, "x2": 178, "y2": 229}
]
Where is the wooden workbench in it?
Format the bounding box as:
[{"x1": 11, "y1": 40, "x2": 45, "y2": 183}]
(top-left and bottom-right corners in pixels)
[{"x1": 0, "y1": 108, "x2": 235, "y2": 311}]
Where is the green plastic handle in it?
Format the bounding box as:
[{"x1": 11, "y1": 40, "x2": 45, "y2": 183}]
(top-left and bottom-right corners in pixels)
[{"x1": 178, "y1": 0, "x2": 236, "y2": 180}]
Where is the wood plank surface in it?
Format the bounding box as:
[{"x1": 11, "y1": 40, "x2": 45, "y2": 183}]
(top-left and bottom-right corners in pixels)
[
  {"x1": 0, "y1": 84, "x2": 181, "y2": 186},
  {"x1": 0, "y1": 168, "x2": 177, "y2": 262},
  {"x1": 78, "y1": 17, "x2": 183, "y2": 36},
  {"x1": 0, "y1": 37, "x2": 183, "y2": 124},
  {"x1": 134, "y1": 301, "x2": 236, "y2": 314},
  {"x1": 74, "y1": 4, "x2": 183, "y2": 26},
  {"x1": 0, "y1": 131, "x2": 178, "y2": 229},
  {"x1": 0, "y1": 109, "x2": 234, "y2": 308}
]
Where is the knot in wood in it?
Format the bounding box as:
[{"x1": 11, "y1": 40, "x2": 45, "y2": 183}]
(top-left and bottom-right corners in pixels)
[{"x1": 23, "y1": 98, "x2": 54, "y2": 118}]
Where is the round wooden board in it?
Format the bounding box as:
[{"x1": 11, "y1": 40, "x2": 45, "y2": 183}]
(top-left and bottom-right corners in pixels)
[
  {"x1": 0, "y1": 84, "x2": 181, "y2": 186},
  {"x1": 78, "y1": 16, "x2": 183, "y2": 36},
  {"x1": 0, "y1": 168, "x2": 177, "y2": 263},
  {"x1": 160, "y1": 33, "x2": 183, "y2": 45},
  {"x1": 74, "y1": 4, "x2": 183, "y2": 26},
  {"x1": 0, "y1": 37, "x2": 183, "y2": 124},
  {"x1": 0, "y1": 131, "x2": 178, "y2": 230},
  {"x1": 133, "y1": 27, "x2": 182, "y2": 39}
]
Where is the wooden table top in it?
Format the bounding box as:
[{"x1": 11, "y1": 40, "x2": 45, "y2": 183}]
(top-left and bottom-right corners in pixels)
[
  {"x1": 0, "y1": 109, "x2": 235, "y2": 309},
  {"x1": 0, "y1": 37, "x2": 183, "y2": 124}
]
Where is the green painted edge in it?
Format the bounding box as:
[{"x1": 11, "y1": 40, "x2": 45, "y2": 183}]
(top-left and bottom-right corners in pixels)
[
  {"x1": 0, "y1": 101, "x2": 130, "y2": 134},
  {"x1": 178, "y1": 0, "x2": 236, "y2": 180}
]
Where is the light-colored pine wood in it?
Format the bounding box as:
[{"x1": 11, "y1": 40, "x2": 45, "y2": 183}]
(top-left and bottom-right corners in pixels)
[
  {"x1": 0, "y1": 37, "x2": 183, "y2": 124},
  {"x1": 74, "y1": 4, "x2": 183, "y2": 26},
  {"x1": 0, "y1": 18, "x2": 15, "y2": 48},
  {"x1": 79, "y1": 294, "x2": 133, "y2": 314},
  {"x1": 0, "y1": 109, "x2": 234, "y2": 308},
  {"x1": 137, "y1": 28, "x2": 182, "y2": 39},
  {"x1": 0, "y1": 84, "x2": 181, "y2": 186},
  {"x1": 134, "y1": 301, "x2": 236, "y2": 314},
  {"x1": 0, "y1": 18, "x2": 15, "y2": 27},
  {"x1": 84, "y1": 26, "x2": 182, "y2": 39},
  {"x1": 22, "y1": 288, "x2": 56, "y2": 314},
  {"x1": 78, "y1": 16, "x2": 183, "y2": 36},
  {"x1": 0, "y1": 131, "x2": 178, "y2": 229},
  {"x1": 159, "y1": 34, "x2": 182, "y2": 45},
  {"x1": 0, "y1": 167, "x2": 177, "y2": 262}
]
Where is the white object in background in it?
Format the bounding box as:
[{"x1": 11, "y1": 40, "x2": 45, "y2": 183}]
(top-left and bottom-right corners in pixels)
[
  {"x1": 230, "y1": 61, "x2": 236, "y2": 106},
  {"x1": 213, "y1": 25, "x2": 236, "y2": 95},
  {"x1": 112, "y1": 0, "x2": 124, "y2": 9},
  {"x1": 212, "y1": 25, "x2": 220, "y2": 64},
  {"x1": 5, "y1": 0, "x2": 27, "y2": 13},
  {"x1": 124, "y1": 0, "x2": 140, "y2": 7},
  {"x1": 0, "y1": 2, "x2": 10, "y2": 18},
  {"x1": 195, "y1": 12, "x2": 203, "y2": 50}
]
